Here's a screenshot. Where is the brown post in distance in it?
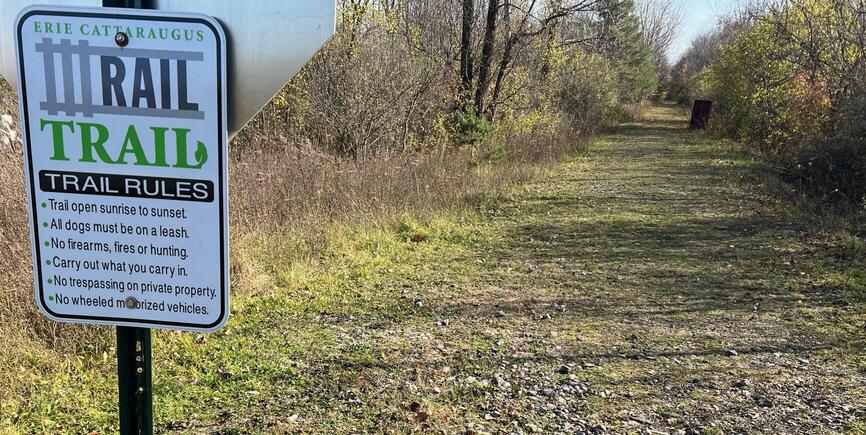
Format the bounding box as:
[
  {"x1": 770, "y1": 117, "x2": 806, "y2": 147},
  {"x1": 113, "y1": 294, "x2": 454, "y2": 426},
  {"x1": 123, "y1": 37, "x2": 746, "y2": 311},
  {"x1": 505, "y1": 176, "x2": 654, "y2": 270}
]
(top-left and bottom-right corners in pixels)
[{"x1": 689, "y1": 100, "x2": 713, "y2": 129}]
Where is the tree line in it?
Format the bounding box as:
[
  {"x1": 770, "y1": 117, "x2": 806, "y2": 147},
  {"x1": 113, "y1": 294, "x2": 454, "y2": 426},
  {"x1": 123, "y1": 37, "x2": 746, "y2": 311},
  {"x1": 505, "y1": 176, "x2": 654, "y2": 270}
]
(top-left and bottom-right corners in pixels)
[{"x1": 234, "y1": 0, "x2": 681, "y2": 158}]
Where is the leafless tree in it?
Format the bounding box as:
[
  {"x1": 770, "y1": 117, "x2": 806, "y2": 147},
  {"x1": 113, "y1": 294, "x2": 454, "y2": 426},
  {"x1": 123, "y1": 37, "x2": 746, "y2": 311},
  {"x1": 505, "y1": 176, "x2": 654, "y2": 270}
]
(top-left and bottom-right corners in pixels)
[
  {"x1": 457, "y1": 0, "x2": 606, "y2": 116},
  {"x1": 460, "y1": 0, "x2": 476, "y2": 96},
  {"x1": 636, "y1": 0, "x2": 683, "y2": 75}
]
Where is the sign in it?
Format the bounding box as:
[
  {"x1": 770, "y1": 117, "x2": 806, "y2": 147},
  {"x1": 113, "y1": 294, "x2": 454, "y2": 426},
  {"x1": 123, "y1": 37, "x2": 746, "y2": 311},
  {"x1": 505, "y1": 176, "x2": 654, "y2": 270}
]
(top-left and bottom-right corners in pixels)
[
  {"x1": 14, "y1": 5, "x2": 229, "y2": 331},
  {"x1": 2, "y1": 0, "x2": 337, "y2": 138}
]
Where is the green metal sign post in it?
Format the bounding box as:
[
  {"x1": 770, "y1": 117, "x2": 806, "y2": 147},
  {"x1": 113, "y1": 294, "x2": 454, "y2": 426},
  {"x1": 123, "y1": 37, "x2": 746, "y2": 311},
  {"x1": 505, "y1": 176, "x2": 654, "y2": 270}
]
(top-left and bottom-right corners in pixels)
[
  {"x1": 104, "y1": 3, "x2": 155, "y2": 434},
  {"x1": 116, "y1": 327, "x2": 153, "y2": 435}
]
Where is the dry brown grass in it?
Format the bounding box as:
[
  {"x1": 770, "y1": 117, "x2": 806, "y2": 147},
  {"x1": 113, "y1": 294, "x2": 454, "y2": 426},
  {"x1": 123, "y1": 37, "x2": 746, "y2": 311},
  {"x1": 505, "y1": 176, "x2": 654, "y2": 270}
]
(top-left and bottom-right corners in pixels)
[
  {"x1": 230, "y1": 126, "x2": 580, "y2": 233},
  {"x1": 0, "y1": 145, "x2": 36, "y2": 331}
]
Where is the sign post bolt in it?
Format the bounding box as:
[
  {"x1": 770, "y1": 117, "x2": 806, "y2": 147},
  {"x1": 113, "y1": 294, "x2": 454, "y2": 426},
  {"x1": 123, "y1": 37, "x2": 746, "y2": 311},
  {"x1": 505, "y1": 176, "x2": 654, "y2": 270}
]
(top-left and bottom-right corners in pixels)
[{"x1": 114, "y1": 32, "x2": 129, "y2": 47}]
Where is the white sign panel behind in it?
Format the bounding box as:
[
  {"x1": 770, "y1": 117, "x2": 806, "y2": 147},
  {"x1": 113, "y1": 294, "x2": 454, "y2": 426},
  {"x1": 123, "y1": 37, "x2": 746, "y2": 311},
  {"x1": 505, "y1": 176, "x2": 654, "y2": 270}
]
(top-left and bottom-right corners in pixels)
[{"x1": 15, "y1": 6, "x2": 229, "y2": 331}]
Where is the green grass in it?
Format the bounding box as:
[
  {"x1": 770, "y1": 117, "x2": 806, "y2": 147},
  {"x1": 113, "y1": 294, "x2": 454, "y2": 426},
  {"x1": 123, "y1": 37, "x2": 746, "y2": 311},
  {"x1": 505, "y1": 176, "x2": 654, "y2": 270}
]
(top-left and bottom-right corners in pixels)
[{"x1": 0, "y1": 214, "x2": 484, "y2": 433}]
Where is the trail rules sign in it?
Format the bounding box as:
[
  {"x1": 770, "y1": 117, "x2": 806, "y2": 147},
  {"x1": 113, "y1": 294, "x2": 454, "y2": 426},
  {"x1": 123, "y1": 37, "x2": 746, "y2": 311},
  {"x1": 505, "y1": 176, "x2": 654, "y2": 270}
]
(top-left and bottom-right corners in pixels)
[{"x1": 14, "y1": 6, "x2": 229, "y2": 331}]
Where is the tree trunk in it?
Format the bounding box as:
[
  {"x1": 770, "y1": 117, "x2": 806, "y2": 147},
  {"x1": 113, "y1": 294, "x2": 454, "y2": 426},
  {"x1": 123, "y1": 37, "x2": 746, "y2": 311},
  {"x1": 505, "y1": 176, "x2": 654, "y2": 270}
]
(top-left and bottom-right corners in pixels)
[
  {"x1": 474, "y1": 0, "x2": 499, "y2": 115},
  {"x1": 460, "y1": 0, "x2": 475, "y2": 100},
  {"x1": 490, "y1": 36, "x2": 514, "y2": 120},
  {"x1": 490, "y1": 0, "x2": 513, "y2": 120}
]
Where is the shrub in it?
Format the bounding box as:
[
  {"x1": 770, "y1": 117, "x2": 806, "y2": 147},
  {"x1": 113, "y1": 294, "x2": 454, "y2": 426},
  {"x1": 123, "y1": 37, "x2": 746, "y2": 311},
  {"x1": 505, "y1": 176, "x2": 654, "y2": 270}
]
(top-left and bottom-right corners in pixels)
[
  {"x1": 454, "y1": 107, "x2": 494, "y2": 145},
  {"x1": 554, "y1": 51, "x2": 619, "y2": 132},
  {"x1": 235, "y1": 5, "x2": 453, "y2": 157},
  {"x1": 484, "y1": 143, "x2": 507, "y2": 163},
  {"x1": 701, "y1": 23, "x2": 831, "y2": 174},
  {"x1": 395, "y1": 215, "x2": 430, "y2": 243},
  {"x1": 795, "y1": 138, "x2": 866, "y2": 205}
]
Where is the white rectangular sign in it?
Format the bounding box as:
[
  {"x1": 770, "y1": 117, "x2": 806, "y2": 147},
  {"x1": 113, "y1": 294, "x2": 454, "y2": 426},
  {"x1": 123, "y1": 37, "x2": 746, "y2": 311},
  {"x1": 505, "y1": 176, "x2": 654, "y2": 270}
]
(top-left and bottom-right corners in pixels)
[{"x1": 14, "y1": 6, "x2": 229, "y2": 331}]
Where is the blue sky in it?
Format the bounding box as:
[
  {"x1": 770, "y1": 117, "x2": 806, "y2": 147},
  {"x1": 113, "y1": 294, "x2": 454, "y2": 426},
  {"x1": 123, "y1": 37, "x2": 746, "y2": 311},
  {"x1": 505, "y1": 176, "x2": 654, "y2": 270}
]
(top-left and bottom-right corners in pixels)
[{"x1": 668, "y1": 0, "x2": 741, "y2": 61}]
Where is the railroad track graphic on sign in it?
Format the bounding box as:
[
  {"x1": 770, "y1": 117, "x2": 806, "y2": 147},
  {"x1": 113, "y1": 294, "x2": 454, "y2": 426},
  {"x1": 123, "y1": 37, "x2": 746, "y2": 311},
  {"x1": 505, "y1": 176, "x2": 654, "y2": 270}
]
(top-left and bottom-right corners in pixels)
[{"x1": 34, "y1": 37, "x2": 205, "y2": 120}]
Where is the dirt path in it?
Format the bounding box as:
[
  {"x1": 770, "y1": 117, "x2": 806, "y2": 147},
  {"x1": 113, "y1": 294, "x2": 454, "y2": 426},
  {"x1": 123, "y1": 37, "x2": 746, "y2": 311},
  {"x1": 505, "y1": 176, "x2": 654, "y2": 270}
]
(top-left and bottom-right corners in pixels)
[{"x1": 195, "y1": 105, "x2": 866, "y2": 434}]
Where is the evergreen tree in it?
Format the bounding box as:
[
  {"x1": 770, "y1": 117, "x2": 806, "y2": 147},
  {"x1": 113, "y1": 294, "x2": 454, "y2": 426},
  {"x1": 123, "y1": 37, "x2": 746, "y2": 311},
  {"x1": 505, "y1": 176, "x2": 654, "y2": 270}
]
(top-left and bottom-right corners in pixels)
[{"x1": 598, "y1": 0, "x2": 657, "y2": 103}]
